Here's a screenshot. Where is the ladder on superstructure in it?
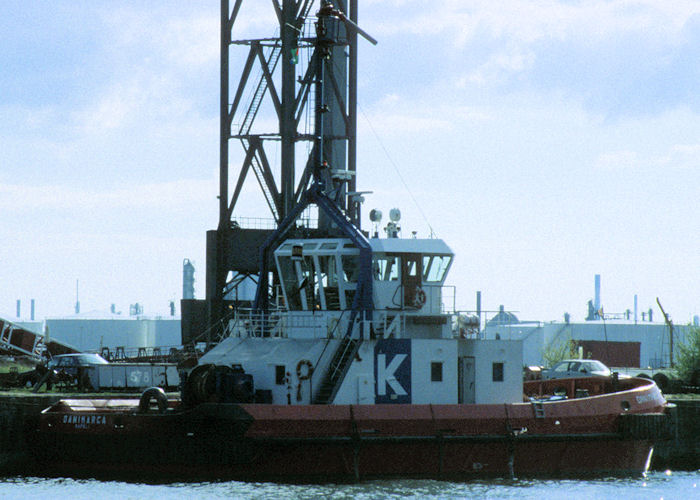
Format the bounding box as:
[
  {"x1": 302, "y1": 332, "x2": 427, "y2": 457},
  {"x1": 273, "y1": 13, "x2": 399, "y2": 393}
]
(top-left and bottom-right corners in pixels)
[{"x1": 314, "y1": 335, "x2": 362, "y2": 404}]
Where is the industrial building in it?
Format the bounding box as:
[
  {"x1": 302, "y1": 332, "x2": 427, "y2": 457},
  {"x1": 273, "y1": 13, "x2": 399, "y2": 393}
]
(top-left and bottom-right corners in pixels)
[
  {"x1": 483, "y1": 316, "x2": 694, "y2": 369},
  {"x1": 44, "y1": 310, "x2": 181, "y2": 356},
  {"x1": 482, "y1": 275, "x2": 698, "y2": 369}
]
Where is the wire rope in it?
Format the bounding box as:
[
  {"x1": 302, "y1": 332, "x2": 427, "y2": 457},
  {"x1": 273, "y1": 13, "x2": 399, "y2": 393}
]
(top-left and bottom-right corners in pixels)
[{"x1": 357, "y1": 102, "x2": 436, "y2": 238}]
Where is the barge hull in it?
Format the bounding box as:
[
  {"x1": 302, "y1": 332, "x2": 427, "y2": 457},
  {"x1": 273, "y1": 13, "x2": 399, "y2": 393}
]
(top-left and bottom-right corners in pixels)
[
  {"x1": 31, "y1": 428, "x2": 654, "y2": 480},
  {"x1": 32, "y1": 378, "x2": 668, "y2": 481}
]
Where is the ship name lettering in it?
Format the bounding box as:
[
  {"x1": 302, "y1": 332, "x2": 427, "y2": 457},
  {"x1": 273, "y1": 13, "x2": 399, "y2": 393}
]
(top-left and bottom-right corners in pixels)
[{"x1": 62, "y1": 414, "x2": 107, "y2": 426}]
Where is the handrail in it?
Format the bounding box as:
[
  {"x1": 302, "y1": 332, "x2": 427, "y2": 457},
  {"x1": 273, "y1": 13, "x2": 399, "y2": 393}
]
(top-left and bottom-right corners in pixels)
[
  {"x1": 328, "y1": 336, "x2": 357, "y2": 382},
  {"x1": 314, "y1": 309, "x2": 348, "y2": 366}
]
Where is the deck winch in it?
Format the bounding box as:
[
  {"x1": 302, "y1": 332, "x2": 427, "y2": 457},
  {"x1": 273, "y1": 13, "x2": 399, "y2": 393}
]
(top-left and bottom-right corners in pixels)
[{"x1": 183, "y1": 363, "x2": 254, "y2": 407}]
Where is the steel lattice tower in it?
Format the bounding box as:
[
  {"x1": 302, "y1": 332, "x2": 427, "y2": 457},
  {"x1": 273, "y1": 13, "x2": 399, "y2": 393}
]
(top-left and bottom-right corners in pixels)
[{"x1": 182, "y1": 0, "x2": 364, "y2": 342}]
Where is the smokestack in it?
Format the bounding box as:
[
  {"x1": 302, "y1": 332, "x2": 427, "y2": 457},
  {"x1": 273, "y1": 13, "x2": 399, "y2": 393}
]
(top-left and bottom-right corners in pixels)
[
  {"x1": 183, "y1": 259, "x2": 195, "y2": 300},
  {"x1": 30, "y1": 299, "x2": 35, "y2": 321},
  {"x1": 594, "y1": 274, "x2": 601, "y2": 312},
  {"x1": 75, "y1": 279, "x2": 80, "y2": 314},
  {"x1": 476, "y1": 291, "x2": 482, "y2": 337},
  {"x1": 634, "y1": 294, "x2": 638, "y2": 324},
  {"x1": 16, "y1": 299, "x2": 20, "y2": 318}
]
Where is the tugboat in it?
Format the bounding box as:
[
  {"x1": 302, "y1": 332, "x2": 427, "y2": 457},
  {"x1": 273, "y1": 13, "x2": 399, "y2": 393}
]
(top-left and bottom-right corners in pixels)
[{"x1": 33, "y1": 2, "x2": 672, "y2": 480}]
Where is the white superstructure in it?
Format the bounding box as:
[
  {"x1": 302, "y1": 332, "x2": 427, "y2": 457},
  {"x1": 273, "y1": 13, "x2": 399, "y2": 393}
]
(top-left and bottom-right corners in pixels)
[{"x1": 197, "y1": 233, "x2": 522, "y2": 406}]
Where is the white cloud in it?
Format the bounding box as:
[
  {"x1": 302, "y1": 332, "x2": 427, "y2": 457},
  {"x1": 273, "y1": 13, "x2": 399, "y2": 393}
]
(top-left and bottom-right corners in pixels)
[
  {"x1": 368, "y1": 1, "x2": 700, "y2": 88},
  {"x1": 359, "y1": 94, "x2": 494, "y2": 138},
  {"x1": 163, "y1": 16, "x2": 220, "y2": 67},
  {"x1": 70, "y1": 70, "x2": 204, "y2": 135},
  {"x1": 653, "y1": 143, "x2": 700, "y2": 170},
  {"x1": 371, "y1": 1, "x2": 699, "y2": 43},
  {"x1": 0, "y1": 178, "x2": 216, "y2": 212},
  {"x1": 595, "y1": 150, "x2": 639, "y2": 170},
  {"x1": 72, "y1": 81, "x2": 144, "y2": 131},
  {"x1": 466, "y1": 46, "x2": 536, "y2": 86},
  {"x1": 595, "y1": 142, "x2": 700, "y2": 171},
  {"x1": 99, "y1": 7, "x2": 218, "y2": 68}
]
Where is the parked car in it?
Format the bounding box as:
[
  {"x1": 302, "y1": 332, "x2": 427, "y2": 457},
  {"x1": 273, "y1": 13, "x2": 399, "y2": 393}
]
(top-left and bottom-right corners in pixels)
[
  {"x1": 542, "y1": 359, "x2": 612, "y2": 380},
  {"x1": 48, "y1": 353, "x2": 109, "y2": 372},
  {"x1": 47, "y1": 353, "x2": 109, "y2": 390}
]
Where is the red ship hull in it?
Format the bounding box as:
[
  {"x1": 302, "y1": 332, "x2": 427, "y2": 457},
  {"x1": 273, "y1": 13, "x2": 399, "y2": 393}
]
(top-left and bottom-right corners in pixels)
[{"x1": 31, "y1": 377, "x2": 670, "y2": 480}]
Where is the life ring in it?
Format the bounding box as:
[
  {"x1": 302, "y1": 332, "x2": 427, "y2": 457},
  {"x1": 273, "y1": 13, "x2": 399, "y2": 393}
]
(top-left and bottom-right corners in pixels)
[
  {"x1": 414, "y1": 287, "x2": 427, "y2": 308},
  {"x1": 296, "y1": 359, "x2": 313, "y2": 380},
  {"x1": 139, "y1": 386, "x2": 169, "y2": 414}
]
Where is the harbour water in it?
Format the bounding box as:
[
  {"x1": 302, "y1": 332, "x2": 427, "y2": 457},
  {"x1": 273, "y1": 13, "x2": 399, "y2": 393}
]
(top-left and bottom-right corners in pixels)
[{"x1": 1, "y1": 470, "x2": 697, "y2": 499}]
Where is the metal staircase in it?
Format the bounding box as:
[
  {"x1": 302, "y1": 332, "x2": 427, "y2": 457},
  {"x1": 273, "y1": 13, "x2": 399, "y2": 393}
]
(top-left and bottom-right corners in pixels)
[
  {"x1": 313, "y1": 335, "x2": 362, "y2": 404},
  {"x1": 237, "y1": 46, "x2": 281, "y2": 136}
]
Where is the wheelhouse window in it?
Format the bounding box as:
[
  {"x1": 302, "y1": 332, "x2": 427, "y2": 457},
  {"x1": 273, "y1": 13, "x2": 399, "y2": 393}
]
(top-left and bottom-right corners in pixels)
[
  {"x1": 275, "y1": 239, "x2": 360, "y2": 312},
  {"x1": 431, "y1": 362, "x2": 443, "y2": 382},
  {"x1": 298, "y1": 256, "x2": 316, "y2": 309},
  {"x1": 492, "y1": 362, "x2": 504, "y2": 382},
  {"x1": 278, "y1": 256, "x2": 302, "y2": 310},
  {"x1": 341, "y1": 255, "x2": 359, "y2": 283},
  {"x1": 423, "y1": 255, "x2": 452, "y2": 283},
  {"x1": 372, "y1": 254, "x2": 399, "y2": 281},
  {"x1": 318, "y1": 255, "x2": 339, "y2": 310}
]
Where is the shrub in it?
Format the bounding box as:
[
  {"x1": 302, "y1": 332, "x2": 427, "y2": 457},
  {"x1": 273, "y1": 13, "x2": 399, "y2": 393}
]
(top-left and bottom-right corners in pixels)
[
  {"x1": 675, "y1": 326, "x2": 700, "y2": 384},
  {"x1": 542, "y1": 332, "x2": 578, "y2": 367}
]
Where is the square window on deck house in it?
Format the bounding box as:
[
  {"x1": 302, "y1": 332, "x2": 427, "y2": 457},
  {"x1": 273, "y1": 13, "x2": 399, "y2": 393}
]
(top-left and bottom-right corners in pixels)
[
  {"x1": 275, "y1": 365, "x2": 286, "y2": 385},
  {"x1": 431, "y1": 362, "x2": 443, "y2": 382},
  {"x1": 492, "y1": 362, "x2": 504, "y2": 382}
]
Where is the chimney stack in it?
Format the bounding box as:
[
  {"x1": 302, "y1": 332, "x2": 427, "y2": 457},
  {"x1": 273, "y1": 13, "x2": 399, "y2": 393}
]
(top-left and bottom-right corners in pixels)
[{"x1": 594, "y1": 274, "x2": 601, "y2": 312}]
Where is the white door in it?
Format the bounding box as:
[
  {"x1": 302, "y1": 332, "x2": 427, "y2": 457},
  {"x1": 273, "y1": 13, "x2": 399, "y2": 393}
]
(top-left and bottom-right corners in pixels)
[{"x1": 458, "y1": 356, "x2": 475, "y2": 404}]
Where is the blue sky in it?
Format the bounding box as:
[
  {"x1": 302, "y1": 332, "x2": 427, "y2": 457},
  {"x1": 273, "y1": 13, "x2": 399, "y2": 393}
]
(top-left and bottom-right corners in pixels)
[{"x1": 1, "y1": 1, "x2": 698, "y2": 325}]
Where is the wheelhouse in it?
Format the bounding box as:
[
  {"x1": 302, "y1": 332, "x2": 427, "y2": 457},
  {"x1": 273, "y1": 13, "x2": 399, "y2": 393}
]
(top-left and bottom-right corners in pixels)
[{"x1": 274, "y1": 237, "x2": 454, "y2": 314}]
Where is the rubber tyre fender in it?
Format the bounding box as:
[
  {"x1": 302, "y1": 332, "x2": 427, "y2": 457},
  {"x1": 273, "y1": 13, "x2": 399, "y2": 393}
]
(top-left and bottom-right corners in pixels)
[{"x1": 139, "y1": 386, "x2": 169, "y2": 414}]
